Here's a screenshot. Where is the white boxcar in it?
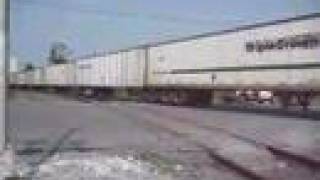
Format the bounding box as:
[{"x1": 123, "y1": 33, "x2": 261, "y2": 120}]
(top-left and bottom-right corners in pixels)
[
  {"x1": 45, "y1": 64, "x2": 75, "y2": 86},
  {"x1": 148, "y1": 14, "x2": 320, "y2": 89},
  {"x1": 76, "y1": 48, "x2": 145, "y2": 87}
]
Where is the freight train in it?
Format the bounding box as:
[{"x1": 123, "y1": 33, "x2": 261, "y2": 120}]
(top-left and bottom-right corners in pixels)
[{"x1": 10, "y1": 13, "x2": 320, "y2": 110}]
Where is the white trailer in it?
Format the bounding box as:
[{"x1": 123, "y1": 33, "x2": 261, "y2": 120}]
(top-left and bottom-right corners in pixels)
[
  {"x1": 10, "y1": 13, "x2": 320, "y2": 110},
  {"x1": 32, "y1": 67, "x2": 45, "y2": 85},
  {"x1": 146, "y1": 13, "x2": 320, "y2": 108},
  {"x1": 45, "y1": 64, "x2": 75, "y2": 86},
  {"x1": 148, "y1": 15, "x2": 320, "y2": 88},
  {"x1": 24, "y1": 71, "x2": 34, "y2": 85},
  {"x1": 16, "y1": 72, "x2": 26, "y2": 85},
  {"x1": 74, "y1": 48, "x2": 146, "y2": 97}
]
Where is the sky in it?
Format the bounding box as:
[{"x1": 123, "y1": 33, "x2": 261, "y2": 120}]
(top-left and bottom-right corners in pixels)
[{"x1": 10, "y1": 0, "x2": 320, "y2": 66}]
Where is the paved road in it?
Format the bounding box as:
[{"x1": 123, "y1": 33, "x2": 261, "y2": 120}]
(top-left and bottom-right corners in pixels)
[{"x1": 8, "y1": 91, "x2": 320, "y2": 179}]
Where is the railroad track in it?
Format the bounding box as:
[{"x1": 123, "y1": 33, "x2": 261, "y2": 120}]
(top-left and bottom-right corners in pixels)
[
  {"x1": 207, "y1": 104, "x2": 320, "y2": 120},
  {"x1": 28, "y1": 97, "x2": 319, "y2": 179},
  {"x1": 130, "y1": 104, "x2": 320, "y2": 180}
]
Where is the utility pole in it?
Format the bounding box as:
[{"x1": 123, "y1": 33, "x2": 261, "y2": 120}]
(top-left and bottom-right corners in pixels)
[{"x1": 0, "y1": 0, "x2": 8, "y2": 152}]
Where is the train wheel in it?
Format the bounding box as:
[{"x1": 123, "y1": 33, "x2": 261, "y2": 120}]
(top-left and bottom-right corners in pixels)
[{"x1": 83, "y1": 88, "x2": 94, "y2": 98}]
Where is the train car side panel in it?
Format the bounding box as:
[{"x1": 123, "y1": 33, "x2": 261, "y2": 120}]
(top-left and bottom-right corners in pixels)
[{"x1": 148, "y1": 17, "x2": 320, "y2": 88}]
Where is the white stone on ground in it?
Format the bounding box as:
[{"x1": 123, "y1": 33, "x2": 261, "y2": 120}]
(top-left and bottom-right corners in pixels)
[
  {"x1": 16, "y1": 152, "x2": 164, "y2": 180},
  {"x1": 0, "y1": 148, "x2": 14, "y2": 179}
]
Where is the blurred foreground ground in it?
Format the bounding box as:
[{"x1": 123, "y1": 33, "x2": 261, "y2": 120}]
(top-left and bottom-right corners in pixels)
[{"x1": 2, "y1": 91, "x2": 320, "y2": 179}]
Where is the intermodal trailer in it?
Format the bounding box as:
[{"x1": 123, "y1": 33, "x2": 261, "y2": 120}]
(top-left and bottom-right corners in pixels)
[
  {"x1": 74, "y1": 48, "x2": 146, "y2": 97},
  {"x1": 11, "y1": 13, "x2": 320, "y2": 110},
  {"x1": 145, "y1": 13, "x2": 320, "y2": 108},
  {"x1": 44, "y1": 63, "x2": 76, "y2": 88}
]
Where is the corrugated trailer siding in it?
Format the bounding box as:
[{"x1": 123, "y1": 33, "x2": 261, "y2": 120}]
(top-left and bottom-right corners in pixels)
[
  {"x1": 107, "y1": 53, "x2": 118, "y2": 87},
  {"x1": 76, "y1": 53, "x2": 124, "y2": 87},
  {"x1": 9, "y1": 72, "x2": 17, "y2": 85},
  {"x1": 45, "y1": 65, "x2": 54, "y2": 85},
  {"x1": 89, "y1": 59, "x2": 97, "y2": 86},
  {"x1": 76, "y1": 61, "x2": 91, "y2": 86},
  {"x1": 104, "y1": 56, "x2": 110, "y2": 86},
  {"x1": 16, "y1": 72, "x2": 26, "y2": 85},
  {"x1": 25, "y1": 71, "x2": 34, "y2": 85},
  {"x1": 45, "y1": 64, "x2": 75, "y2": 86},
  {"x1": 116, "y1": 53, "x2": 122, "y2": 86},
  {"x1": 32, "y1": 69, "x2": 40, "y2": 85},
  {"x1": 92, "y1": 57, "x2": 103, "y2": 86},
  {"x1": 32, "y1": 68, "x2": 45, "y2": 85},
  {"x1": 74, "y1": 48, "x2": 145, "y2": 88},
  {"x1": 148, "y1": 17, "x2": 320, "y2": 88},
  {"x1": 213, "y1": 69, "x2": 320, "y2": 87},
  {"x1": 23, "y1": 72, "x2": 29, "y2": 85},
  {"x1": 102, "y1": 49, "x2": 145, "y2": 87},
  {"x1": 23, "y1": 72, "x2": 30, "y2": 85},
  {"x1": 121, "y1": 49, "x2": 145, "y2": 87},
  {"x1": 152, "y1": 69, "x2": 320, "y2": 89},
  {"x1": 80, "y1": 57, "x2": 107, "y2": 86},
  {"x1": 97, "y1": 57, "x2": 106, "y2": 86},
  {"x1": 121, "y1": 52, "x2": 128, "y2": 86},
  {"x1": 67, "y1": 64, "x2": 76, "y2": 85}
]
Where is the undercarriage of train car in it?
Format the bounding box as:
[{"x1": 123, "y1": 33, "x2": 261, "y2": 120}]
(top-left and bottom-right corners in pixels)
[
  {"x1": 9, "y1": 83, "x2": 319, "y2": 112},
  {"x1": 139, "y1": 86, "x2": 318, "y2": 111}
]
